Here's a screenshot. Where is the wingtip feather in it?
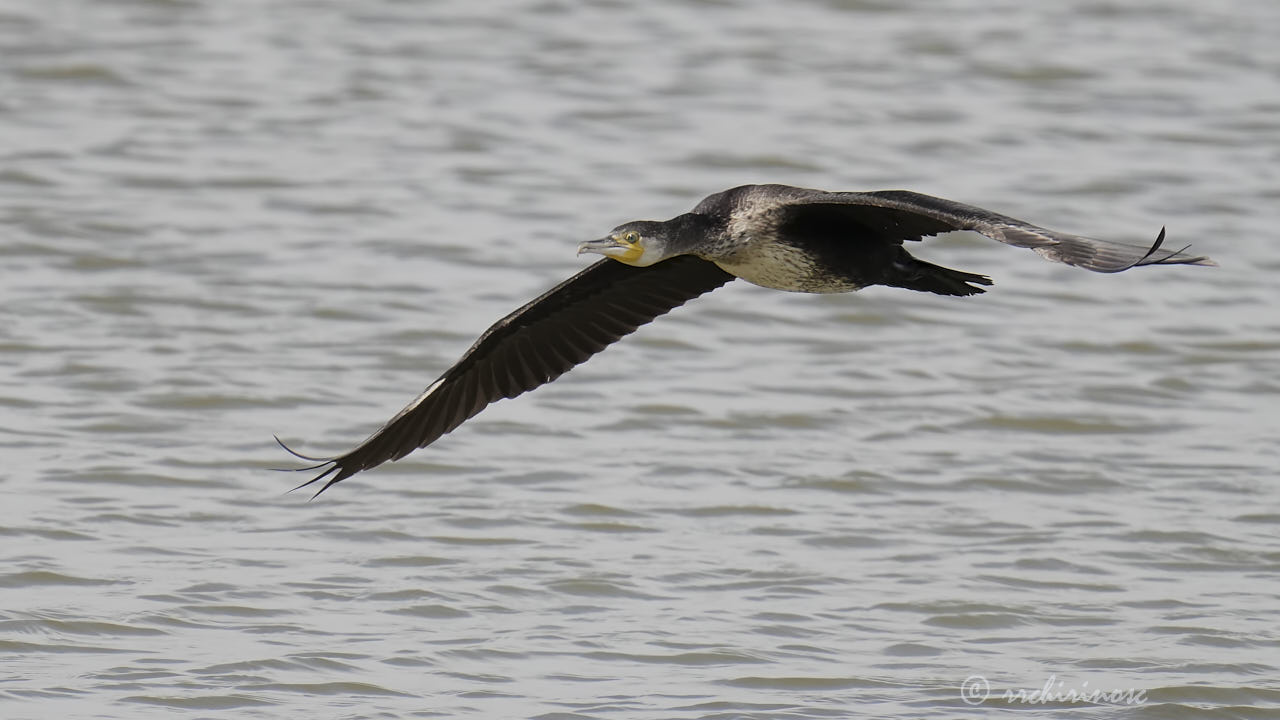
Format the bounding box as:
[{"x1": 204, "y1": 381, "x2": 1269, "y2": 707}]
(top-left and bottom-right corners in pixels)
[
  {"x1": 274, "y1": 434, "x2": 330, "y2": 462},
  {"x1": 1133, "y1": 226, "x2": 1216, "y2": 269},
  {"x1": 273, "y1": 434, "x2": 351, "y2": 499}
]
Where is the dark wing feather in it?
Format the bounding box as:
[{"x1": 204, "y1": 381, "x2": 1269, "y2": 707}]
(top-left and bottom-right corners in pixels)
[
  {"x1": 282, "y1": 256, "x2": 735, "y2": 496},
  {"x1": 775, "y1": 188, "x2": 1215, "y2": 272}
]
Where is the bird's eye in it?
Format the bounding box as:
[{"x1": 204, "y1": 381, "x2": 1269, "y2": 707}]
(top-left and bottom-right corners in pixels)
[{"x1": 624, "y1": 231, "x2": 640, "y2": 243}]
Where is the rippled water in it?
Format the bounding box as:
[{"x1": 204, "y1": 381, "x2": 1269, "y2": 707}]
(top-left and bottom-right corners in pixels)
[{"x1": 3, "y1": 0, "x2": 1279, "y2": 717}]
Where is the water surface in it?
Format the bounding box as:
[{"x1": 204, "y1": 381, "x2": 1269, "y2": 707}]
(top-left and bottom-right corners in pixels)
[{"x1": 2, "y1": 0, "x2": 1279, "y2": 717}]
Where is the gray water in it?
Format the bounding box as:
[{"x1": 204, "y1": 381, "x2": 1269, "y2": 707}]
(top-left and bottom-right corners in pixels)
[{"x1": 3, "y1": 1, "x2": 1279, "y2": 718}]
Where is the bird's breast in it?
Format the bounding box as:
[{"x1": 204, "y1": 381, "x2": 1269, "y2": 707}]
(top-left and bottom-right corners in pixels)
[{"x1": 711, "y1": 240, "x2": 864, "y2": 294}]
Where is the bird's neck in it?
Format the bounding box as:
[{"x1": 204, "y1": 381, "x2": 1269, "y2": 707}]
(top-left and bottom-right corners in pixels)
[{"x1": 665, "y1": 212, "x2": 724, "y2": 256}]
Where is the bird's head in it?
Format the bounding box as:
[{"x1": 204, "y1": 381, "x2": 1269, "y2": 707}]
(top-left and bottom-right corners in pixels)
[
  {"x1": 577, "y1": 213, "x2": 716, "y2": 267},
  {"x1": 576, "y1": 220, "x2": 671, "y2": 267}
]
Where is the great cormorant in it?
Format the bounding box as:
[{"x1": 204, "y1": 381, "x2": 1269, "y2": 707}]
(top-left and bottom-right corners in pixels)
[{"x1": 280, "y1": 184, "x2": 1214, "y2": 496}]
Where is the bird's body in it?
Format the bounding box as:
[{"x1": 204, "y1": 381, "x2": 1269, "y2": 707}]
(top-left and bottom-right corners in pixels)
[
  {"x1": 281, "y1": 184, "x2": 1214, "y2": 496},
  {"x1": 690, "y1": 185, "x2": 979, "y2": 293}
]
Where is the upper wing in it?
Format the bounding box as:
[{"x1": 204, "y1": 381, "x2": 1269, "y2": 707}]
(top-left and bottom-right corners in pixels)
[
  {"x1": 282, "y1": 255, "x2": 736, "y2": 496},
  {"x1": 771, "y1": 187, "x2": 1216, "y2": 273}
]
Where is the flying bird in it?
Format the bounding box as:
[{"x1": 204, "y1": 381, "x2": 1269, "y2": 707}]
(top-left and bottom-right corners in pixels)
[{"x1": 280, "y1": 184, "x2": 1214, "y2": 496}]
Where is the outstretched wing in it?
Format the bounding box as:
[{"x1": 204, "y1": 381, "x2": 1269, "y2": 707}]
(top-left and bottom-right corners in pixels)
[
  {"x1": 280, "y1": 256, "x2": 735, "y2": 496},
  {"x1": 771, "y1": 187, "x2": 1215, "y2": 272}
]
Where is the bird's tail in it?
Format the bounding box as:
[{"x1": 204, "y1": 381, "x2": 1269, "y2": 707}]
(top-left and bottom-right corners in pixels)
[{"x1": 885, "y1": 251, "x2": 993, "y2": 297}]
